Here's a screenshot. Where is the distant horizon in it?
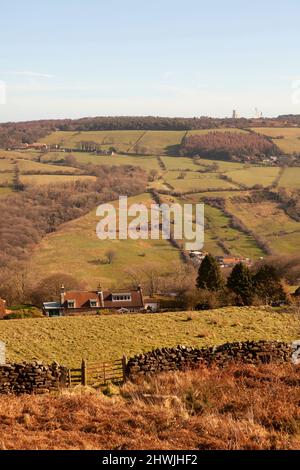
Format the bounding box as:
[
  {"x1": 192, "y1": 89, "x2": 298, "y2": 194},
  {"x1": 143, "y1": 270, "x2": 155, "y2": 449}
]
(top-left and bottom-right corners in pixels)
[{"x1": 0, "y1": 112, "x2": 299, "y2": 126}]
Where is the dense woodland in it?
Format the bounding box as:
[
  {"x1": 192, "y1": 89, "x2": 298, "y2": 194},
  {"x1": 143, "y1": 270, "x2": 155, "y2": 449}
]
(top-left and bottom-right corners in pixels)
[
  {"x1": 181, "y1": 131, "x2": 281, "y2": 162},
  {"x1": 0, "y1": 114, "x2": 300, "y2": 148}
]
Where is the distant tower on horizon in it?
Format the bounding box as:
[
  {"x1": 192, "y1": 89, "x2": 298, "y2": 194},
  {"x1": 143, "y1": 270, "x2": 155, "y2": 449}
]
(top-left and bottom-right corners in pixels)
[
  {"x1": 232, "y1": 109, "x2": 238, "y2": 119},
  {"x1": 254, "y1": 108, "x2": 264, "y2": 119}
]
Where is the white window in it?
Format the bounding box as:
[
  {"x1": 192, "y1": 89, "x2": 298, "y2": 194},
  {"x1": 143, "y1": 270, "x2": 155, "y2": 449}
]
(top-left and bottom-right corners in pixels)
[
  {"x1": 67, "y1": 300, "x2": 76, "y2": 308},
  {"x1": 112, "y1": 294, "x2": 132, "y2": 302},
  {"x1": 90, "y1": 300, "x2": 98, "y2": 308}
]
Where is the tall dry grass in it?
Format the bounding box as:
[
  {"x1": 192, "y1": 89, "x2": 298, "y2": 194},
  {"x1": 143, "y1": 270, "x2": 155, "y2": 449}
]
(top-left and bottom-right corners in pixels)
[{"x1": 0, "y1": 363, "x2": 299, "y2": 450}]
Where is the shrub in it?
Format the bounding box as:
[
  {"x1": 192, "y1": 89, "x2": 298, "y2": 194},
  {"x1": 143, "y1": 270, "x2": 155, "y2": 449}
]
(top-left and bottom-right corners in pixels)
[{"x1": 4, "y1": 307, "x2": 43, "y2": 320}]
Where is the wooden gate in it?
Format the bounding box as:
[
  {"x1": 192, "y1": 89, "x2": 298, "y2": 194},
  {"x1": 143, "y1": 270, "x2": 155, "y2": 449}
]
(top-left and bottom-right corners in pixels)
[
  {"x1": 68, "y1": 366, "x2": 83, "y2": 387},
  {"x1": 68, "y1": 356, "x2": 127, "y2": 388}
]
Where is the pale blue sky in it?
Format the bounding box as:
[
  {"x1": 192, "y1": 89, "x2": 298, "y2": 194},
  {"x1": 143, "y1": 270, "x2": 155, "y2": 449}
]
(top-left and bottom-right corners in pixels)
[{"x1": 0, "y1": 0, "x2": 300, "y2": 121}]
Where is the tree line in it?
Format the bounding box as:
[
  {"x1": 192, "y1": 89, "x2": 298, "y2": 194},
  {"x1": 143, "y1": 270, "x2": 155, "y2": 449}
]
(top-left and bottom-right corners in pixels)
[
  {"x1": 0, "y1": 115, "x2": 298, "y2": 149},
  {"x1": 180, "y1": 131, "x2": 281, "y2": 162}
]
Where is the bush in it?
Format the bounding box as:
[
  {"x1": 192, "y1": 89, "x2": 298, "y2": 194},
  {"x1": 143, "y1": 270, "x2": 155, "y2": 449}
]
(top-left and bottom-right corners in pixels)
[
  {"x1": 4, "y1": 307, "x2": 43, "y2": 320},
  {"x1": 180, "y1": 288, "x2": 221, "y2": 311}
]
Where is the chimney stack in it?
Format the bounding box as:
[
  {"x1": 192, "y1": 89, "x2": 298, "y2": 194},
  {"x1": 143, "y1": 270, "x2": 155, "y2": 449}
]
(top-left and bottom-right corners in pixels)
[
  {"x1": 60, "y1": 284, "x2": 65, "y2": 306},
  {"x1": 137, "y1": 284, "x2": 144, "y2": 308},
  {"x1": 97, "y1": 283, "x2": 104, "y2": 308}
]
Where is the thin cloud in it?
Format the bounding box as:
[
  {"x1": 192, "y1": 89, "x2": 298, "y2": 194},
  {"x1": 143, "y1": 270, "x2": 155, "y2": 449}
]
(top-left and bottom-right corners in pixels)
[{"x1": 2, "y1": 70, "x2": 55, "y2": 79}]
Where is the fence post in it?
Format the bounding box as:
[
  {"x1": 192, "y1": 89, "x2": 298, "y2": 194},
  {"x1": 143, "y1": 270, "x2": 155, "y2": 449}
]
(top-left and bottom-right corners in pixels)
[
  {"x1": 81, "y1": 359, "x2": 87, "y2": 386},
  {"x1": 122, "y1": 355, "x2": 127, "y2": 382},
  {"x1": 103, "y1": 362, "x2": 106, "y2": 384}
]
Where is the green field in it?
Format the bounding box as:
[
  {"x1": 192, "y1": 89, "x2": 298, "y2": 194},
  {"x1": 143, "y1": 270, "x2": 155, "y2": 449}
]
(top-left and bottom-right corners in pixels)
[
  {"x1": 159, "y1": 193, "x2": 264, "y2": 259},
  {"x1": 0, "y1": 158, "x2": 14, "y2": 170},
  {"x1": 0, "y1": 157, "x2": 80, "y2": 174},
  {"x1": 43, "y1": 130, "x2": 187, "y2": 155},
  {"x1": 135, "y1": 130, "x2": 186, "y2": 155},
  {"x1": 0, "y1": 173, "x2": 12, "y2": 185},
  {"x1": 203, "y1": 202, "x2": 264, "y2": 258},
  {"x1": 187, "y1": 127, "x2": 248, "y2": 136},
  {"x1": 160, "y1": 156, "x2": 201, "y2": 171},
  {"x1": 70, "y1": 152, "x2": 160, "y2": 171},
  {"x1": 278, "y1": 167, "x2": 300, "y2": 189},
  {"x1": 227, "y1": 199, "x2": 300, "y2": 254},
  {"x1": 0, "y1": 307, "x2": 298, "y2": 367},
  {"x1": 38, "y1": 151, "x2": 161, "y2": 172},
  {"x1": 164, "y1": 171, "x2": 236, "y2": 192},
  {"x1": 20, "y1": 174, "x2": 96, "y2": 185},
  {"x1": 0, "y1": 150, "x2": 41, "y2": 160},
  {"x1": 29, "y1": 193, "x2": 183, "y2": 287},
  {"x1": 43, "y1": 130, "x2": 145, "y2": 153},
  {"x1": 0, "y1": 187, "x2": 12, "y2": 197},
  {"x1": 252, "y1": 127, "x2": 300, "y2": 153},
  {"x1": 226, "y1": 167, "x2": 281, "y2": 188}
]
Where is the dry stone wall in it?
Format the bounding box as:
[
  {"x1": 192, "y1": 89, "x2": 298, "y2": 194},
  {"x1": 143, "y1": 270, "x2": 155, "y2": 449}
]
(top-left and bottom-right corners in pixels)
[
  {"x1": 126, "y1": 340, "x2": 295, "y2": 379},
  {"x1": 0, "y1": 362, "x2": 68, "y2": 394}
]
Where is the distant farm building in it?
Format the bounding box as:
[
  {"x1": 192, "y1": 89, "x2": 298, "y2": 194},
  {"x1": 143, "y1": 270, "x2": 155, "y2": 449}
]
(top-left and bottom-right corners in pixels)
[
  {"x1": 7, "y1": 143, "x2": 48, "y2": 151},
  {"x1": 189, "y1": 252, "x2": 252, "y2": 268},
  {"x1": 189, "y1": 250, "x2": 208, "y2": 264},
  {"x1": 27, "y1": 143, "x2": 48, "y2": 150},
  {"x1": 215, "y1": 256, "x2": 252, "y2": 268}
]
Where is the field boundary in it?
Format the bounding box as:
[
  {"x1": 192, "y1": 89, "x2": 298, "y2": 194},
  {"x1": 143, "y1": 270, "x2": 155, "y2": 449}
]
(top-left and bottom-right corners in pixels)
[
  {"x1": 68, "y1": 356, "x2": 127, "y2": 387},
  {"x1": 127, "y1": 130, "x2": 148, "y2": 153}
]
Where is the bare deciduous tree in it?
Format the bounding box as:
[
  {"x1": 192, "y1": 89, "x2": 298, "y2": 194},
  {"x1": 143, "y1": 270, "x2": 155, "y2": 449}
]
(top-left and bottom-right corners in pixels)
[{"x1": 105, "y1": 250, "x2": 117, "y2": 265}]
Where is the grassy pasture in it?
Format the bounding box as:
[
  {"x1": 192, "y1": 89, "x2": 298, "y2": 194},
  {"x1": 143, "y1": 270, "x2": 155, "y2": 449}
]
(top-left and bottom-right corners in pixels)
[
  {"x1": 0, "y1": 158, "x2": 80, "y2": 175},
  {"x1": 204, "y1": 203, "x2": 264, "y2": 258},
  {"x1": 195, "y1": 158, "x2": 246, "y2": 172},
  {"x1": 17, "y1": 159, "x2": 80, "y2": 174},
  {"x1": 187, "y1": 127, "x2": 248, "y2": 137},
  {"x1": 160, "y1": 192, "x2": 264, "y2": 258},
  {"x1": 41, "y1": 151, "x2": 160, "y2": 172},
  {"x1": 29, "y1": 193, "x2": 183, "y2": 287},
  {"x1": 192, "y1": 190, "x2": 244, "y2": 199},
  {"x1": 20, "y1": 174, "x2": 96, "y2": 186},
  {"x1": 226, "y1": 167, "x2": 281, "y2": 188},
  {"x1": 0, "y1": 158, "x2": 14, "y2": 171},
  {"x1": 0, "y1": 173, "x2": 12, "y2": 185},
  {"x1": 69, "y1": 152, "x2": 161, "y2": 171},
  {"x1": 136, "y1": 130, "x2": 186, "y2": 155},
  {"x1": 0, "y1": 187, "x2": 12, "y2": 197},
  {"x1": 0, "y1": 307, "x2": 298, "y2": 367},
  {"x1": 43, "y1": 130, "x2": 145, "y2": 153},
  {"x1": 251, "y1": 127, "x2": 300, "y2": 153},
  {"x1": 163, "y1": 171, "x2": 236, "y2": 192},
  {"x1": 278, "y1": 167, "x2": 300, "y2": 189},
  {"x1": 227, "y1": 199, "x2": 300, "y2": 254},
  {"x1": 0, "y1": 150, "x2": 41, "y2": 160},
  {"x1": 160, "y1": 156, "x2": 200, "y2": 171}
]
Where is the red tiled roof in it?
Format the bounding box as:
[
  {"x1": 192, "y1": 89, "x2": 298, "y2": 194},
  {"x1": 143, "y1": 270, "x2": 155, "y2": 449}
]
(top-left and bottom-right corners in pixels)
[{"x1": 62, "y1": 289, "x2": 144, "y2": 309}]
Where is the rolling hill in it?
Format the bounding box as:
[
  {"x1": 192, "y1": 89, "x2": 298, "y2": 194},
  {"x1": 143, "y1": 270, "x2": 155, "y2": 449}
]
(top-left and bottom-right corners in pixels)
[{"x1": 1, "y1": 127, "x2": 300, "y2": 289}]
